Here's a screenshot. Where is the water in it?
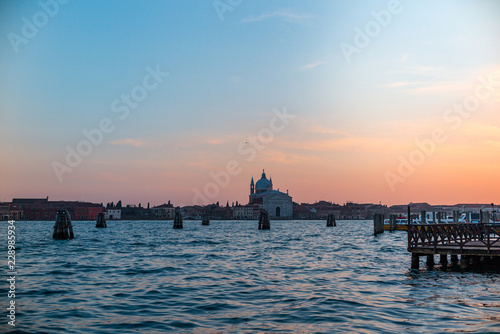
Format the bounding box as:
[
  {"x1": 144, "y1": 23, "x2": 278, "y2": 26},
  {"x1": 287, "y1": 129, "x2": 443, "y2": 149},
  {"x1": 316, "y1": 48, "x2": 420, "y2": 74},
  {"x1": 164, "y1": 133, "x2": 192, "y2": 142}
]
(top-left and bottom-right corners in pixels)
[{"x1": 1, "y1": 220, "x2": 499, "y2": 333}]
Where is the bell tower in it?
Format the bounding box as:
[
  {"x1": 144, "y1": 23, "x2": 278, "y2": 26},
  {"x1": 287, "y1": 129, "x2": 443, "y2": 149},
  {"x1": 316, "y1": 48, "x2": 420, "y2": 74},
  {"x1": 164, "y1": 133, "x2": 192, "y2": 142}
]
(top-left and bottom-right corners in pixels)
[{"x1": 250, "y1": 176, "x2": 255, "y2": 195}]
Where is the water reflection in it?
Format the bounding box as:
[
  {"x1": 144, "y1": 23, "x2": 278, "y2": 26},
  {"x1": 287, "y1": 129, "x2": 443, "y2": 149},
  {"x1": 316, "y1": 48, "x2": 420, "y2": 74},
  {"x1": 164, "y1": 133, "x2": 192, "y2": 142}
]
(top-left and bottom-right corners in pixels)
[{"x1": 1, "y1": 220, "x2": 498, "y2": 333}]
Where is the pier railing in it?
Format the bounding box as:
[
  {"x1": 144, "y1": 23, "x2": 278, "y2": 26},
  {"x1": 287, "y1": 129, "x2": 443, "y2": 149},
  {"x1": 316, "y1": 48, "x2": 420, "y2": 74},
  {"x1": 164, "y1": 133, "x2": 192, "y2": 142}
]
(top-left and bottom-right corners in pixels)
[{"x1": 408, "y1": 223, "x2": 500, "y2": 254}]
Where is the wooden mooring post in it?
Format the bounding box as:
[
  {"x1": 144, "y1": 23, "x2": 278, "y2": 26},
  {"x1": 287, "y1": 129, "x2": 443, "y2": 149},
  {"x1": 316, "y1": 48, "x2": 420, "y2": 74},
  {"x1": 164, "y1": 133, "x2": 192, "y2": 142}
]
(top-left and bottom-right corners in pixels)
[
  {"x1": 258, "y1": 211, "x2": 270, "y2": 230},
  {"x1": 53, "y1": 209, "x2": 74, "y2": 239},
  {"x1": 173, "y1": 207, "x2": 183, "y2": 229},
  {"x1": 373, "y1": 213, "x2": 384, "y2": 235},
  {"x1": 439, "y1": 254, "x2": 448, "y2": 267},
  {"x1": 388, "y1": 214, "x2": 397, "y2": 232},
  {"x1": 326, "y1": 214, "x2": 336, "y2": 227},
  {"x1": 411, "y1": 253, "x2": 421, "y2": 269},
  {"x1": 96, "y1": 212, "x2": 107, "y2": 228},
  {"x1": 202, "y1": 212, "x2": 210, "y2": 226}
]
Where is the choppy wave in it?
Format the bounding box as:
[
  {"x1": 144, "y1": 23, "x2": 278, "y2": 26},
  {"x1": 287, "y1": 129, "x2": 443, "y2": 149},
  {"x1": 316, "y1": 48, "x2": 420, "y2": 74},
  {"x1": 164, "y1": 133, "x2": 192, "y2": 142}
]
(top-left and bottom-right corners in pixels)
[{"x1": 1, "y1": 220, "x2": 499, "y2": 333}]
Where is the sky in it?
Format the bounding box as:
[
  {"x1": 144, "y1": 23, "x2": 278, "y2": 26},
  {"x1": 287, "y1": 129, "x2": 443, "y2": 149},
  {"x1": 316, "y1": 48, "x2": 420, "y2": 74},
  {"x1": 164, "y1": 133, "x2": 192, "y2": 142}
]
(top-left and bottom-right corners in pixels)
[{"x1": 1, "y1": 0, "x2": 500, "y2": 207}]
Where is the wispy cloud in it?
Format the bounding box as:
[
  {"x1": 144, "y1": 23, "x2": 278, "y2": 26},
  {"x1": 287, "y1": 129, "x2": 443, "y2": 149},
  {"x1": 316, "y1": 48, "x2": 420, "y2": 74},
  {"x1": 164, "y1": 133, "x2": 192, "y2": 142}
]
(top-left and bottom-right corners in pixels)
[
  {"x1": 306, "y1": 124, "x2": 349, "y2": 136},
  {"x1": 379, "y1": 80, "x2": 471, "y2": 95},
  {"x1": 279, "y1": 136, "x2": 397, "y2": 153},
  {"x1": 390, "y1": 65, "x2": 446, "y2": 77},
  {"x1": 300, "y1": 61, "x2": 327, "y2": 71},
  {"x1": 403, "y1": 81, "x2": 472, "y2": 95},
  {"x1": 379, "y1": 81, "x2": 418, "y2": 88},
  {"x1": 242, "y1": 11, "x2": 312, "y2": 23},
  {"x1": 206, "y1": 135, "x2": 238, "y2": 145},
  {"x1": 109, "y1": 138, "x2": 147, "y2": 147}
]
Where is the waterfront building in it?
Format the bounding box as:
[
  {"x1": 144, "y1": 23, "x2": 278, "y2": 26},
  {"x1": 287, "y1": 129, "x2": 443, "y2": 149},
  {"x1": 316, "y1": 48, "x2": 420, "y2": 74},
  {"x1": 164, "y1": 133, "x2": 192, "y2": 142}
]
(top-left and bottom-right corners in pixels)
[
  {"x1": 0, "y1": 203, "x2": 10, "y2": 220},
  {"x1": 104, "y1": 209, "x2": 122, "y2": 220},
  {"x1": 151, "y1": 202, "x2": 174, "y2": 219},
  {"x1": 18, "y1": 198, "x2": 104, "y2": 220},
  {"x1": 180, "y1": 205, "x2": 204, "y2": 219},
  {"x1": 8, "y1": 203, "x2": 23, "y2": 220},
  {"x1": 232, "y1": 204, "x2": 260, "y2": 220},
  {"x1": 248, "y1": 170, "x2": 293, "y2": 219}
]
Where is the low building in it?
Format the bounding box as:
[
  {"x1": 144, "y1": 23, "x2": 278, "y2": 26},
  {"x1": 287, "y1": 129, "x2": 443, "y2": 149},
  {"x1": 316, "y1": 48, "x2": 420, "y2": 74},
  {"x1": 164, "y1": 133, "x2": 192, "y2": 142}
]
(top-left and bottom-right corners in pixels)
[
  {"x1": 120, "y1": 205, "x2": 150, "y2": 220},
  {"x1": 209, "y1": 206, "x2": 233, "y2": 220},
  {"x1": 151, "y1": 203, "x2": 174, "y2": 219},
  {"x1": 9, "y1": 203, "x2": 23, "y2": 220},
  {"x1": 232, "y1": 204, "x2": 260, "y2": 220},
  {"x1": 0, "y1": 203, "x2": 10, "y2": 220},
  {"x1": 181, "y1": 206, "x2": 204, "y2": 219},
  {"x1": 105, "y1": 209, "x2": 121, "y2": 220},
  {"x1": 21, "y1": 200, "x2": 104, "y2": 220}
]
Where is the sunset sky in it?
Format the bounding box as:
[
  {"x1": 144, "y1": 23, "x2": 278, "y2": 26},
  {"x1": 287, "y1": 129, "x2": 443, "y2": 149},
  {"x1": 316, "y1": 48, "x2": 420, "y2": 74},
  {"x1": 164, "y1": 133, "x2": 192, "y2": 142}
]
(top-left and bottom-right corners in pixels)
[{"x1": 1, "y1": 0, "x2": 500, "y2": 207}]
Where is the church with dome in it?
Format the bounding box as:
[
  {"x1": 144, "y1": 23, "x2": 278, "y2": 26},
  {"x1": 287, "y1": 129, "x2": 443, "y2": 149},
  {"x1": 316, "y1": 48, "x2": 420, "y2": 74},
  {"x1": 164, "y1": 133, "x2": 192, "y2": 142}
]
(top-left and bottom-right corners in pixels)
[{"x1": 249, "y1": 169, "x2": 293, "y2": 219}]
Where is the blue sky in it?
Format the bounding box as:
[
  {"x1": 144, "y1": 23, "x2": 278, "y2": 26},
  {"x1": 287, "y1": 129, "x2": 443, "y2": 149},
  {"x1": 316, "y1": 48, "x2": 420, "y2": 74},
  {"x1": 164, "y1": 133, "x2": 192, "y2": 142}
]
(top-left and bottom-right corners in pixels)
[{"x1": 1, "y1": 0, "x2": 499, "y2": 206}]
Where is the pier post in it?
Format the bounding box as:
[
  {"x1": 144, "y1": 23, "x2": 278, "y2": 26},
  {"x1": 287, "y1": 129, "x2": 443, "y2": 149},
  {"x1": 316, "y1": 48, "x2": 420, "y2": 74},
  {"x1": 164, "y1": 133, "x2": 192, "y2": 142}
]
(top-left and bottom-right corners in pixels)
[
  {"x1": 437, "y1": 212, "x2": 442, "y2": 223},
  {"x1": 451, "y1": 255, "x2": 459, "y2": 267},
  {"x1": 258, "y1": 211, "x2": 270, "y2": 230},
  {"x1": 96, "y1": 212, "x2": 107, "y2": 228},
  {"x1": 439, "y1": 254, "x2": 448, "y2": 267},
  {"x1": 411, "y1": 253, "x2": 420, "y2": 269},
  {"x1": 421, "y1": 211, "x2": 427, "y2": 224},
  {"x1": 389, "y1": 215, "x2": 397, "y2": 231},
  {"x1": 326, "y1": 214, "x2": 335, "y2": 227},
  {"x1": 426, "y1": 254, "x2": 435, "y2": 268},
  {"x1": 460, "y1": 255, "x2": 471, "y2": 270},
  {"x1": 471, "y1": 256, "x2": 482, "y2": 270},
  {"x1": 53, "y1": 209, "x2": 74, "y2": 239},
  {"x1": 202, "y1": 212, "x2": 210, "y2": 226},
  {"x1": 373, "y1": 214, "x2": 384, "y2": 235},
  {"x1": 173, "y1": 207, "x2": 183, "y2": 229}
]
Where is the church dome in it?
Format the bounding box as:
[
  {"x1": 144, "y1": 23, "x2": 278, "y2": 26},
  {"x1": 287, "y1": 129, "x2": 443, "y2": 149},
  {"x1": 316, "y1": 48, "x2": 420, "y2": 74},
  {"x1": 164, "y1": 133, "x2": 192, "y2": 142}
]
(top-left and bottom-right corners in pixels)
[{"x1": 255, "y1": 170, "x2": 272, "y2": 193}]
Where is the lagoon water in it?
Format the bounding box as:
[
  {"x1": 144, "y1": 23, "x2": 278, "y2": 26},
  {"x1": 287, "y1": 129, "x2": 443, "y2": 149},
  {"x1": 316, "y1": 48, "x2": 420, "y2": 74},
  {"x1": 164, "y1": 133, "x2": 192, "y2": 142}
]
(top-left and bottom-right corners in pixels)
[{"x1": 2, "y1": 220, "x2": 499, "y2": 333}]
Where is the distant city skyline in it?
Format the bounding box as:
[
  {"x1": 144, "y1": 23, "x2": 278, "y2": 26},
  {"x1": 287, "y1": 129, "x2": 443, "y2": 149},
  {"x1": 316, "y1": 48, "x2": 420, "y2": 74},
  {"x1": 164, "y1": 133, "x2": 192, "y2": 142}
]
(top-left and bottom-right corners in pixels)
[{"x1": 1, "y1": 1, "x2": 499, "y2": 206}]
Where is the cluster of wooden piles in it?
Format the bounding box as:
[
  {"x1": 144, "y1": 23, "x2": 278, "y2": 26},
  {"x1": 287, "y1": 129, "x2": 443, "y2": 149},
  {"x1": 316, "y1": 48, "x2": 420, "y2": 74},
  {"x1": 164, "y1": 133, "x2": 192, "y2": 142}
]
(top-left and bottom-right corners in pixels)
[
  {"x1": 96, "y1": 213, "x2": 107, "y2": 228},
  {"x1": 53, "y1": 209, "x2": 74, "y2": 239},
  {"x1": 202, "y1": 212, "x2": 210, "y2": 226},
  {"x1": 258, "y1": 211, "x2": 270, "y2": 230},
  {"x1": 173, "y1": 207, "x2": 183, "y2": 229},
  {"x1": 326, "y1": 214, "x2": 336, "y2": 227}
]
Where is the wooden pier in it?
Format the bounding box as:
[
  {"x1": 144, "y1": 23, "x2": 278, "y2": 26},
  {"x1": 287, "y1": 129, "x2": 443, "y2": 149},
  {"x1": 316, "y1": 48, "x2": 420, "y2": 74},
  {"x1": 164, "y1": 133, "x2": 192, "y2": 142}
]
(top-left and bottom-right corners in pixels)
[{"x1": 408, "y1": 222, "x2": 500, "y2": 270}]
